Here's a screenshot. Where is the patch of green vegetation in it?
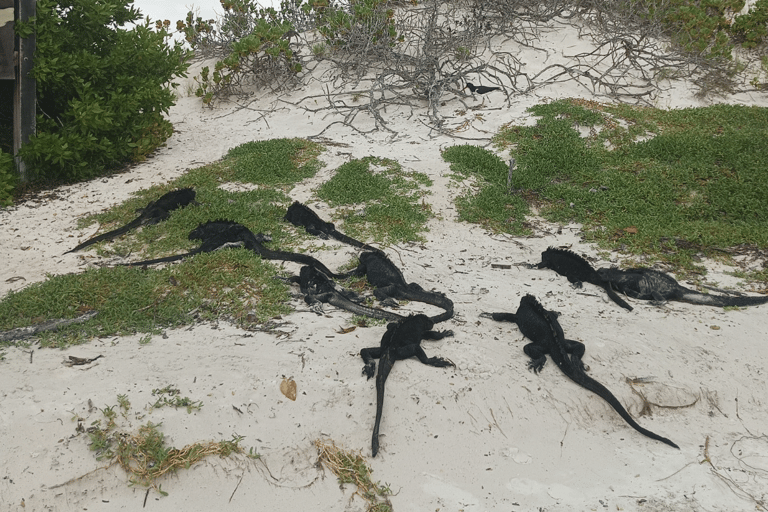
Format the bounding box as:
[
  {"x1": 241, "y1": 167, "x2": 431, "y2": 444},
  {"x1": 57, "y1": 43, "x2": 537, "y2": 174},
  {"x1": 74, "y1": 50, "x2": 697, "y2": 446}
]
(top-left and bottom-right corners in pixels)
[
  {"x1": 74, "y1": 138, "x2": 322, "y2": 259},
  {"x1": 442, "y1": 145, "x2": 531, "y2": 234},
  {"x1": 224, "y1": 138, "x2": 324, "y2": 187},
  {"x1": 0, "y1": 139, "x2": 324, "y2": 347},
  {"x1": 316, "y1": 156, "x2": 432, "y2": 245},
  {"x1": 82, "y1": 396, "x2": 253, "y2": 496},
  {"x1": 0, "y1": 242, "x2": 291, "y2": 347},
  {"x1": 474, "y1": 99, "x2": 768, "y2": 278}
]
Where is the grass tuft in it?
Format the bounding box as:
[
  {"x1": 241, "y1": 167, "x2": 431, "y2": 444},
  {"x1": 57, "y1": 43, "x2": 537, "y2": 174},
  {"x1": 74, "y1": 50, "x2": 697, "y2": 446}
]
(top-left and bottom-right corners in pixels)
[
  {"x1": 81, "y1": 396, "x2": 255, "y2": 496},
  {"x1": 315, "y1": 439, "x2": 392, "y2": 512}
]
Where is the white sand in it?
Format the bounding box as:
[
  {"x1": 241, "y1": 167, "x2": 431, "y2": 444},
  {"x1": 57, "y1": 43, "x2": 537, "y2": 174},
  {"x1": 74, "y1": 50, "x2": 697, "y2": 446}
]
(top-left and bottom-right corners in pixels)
[{"x1": 2, "y1": 21, "x2": 768, "y2": 512}]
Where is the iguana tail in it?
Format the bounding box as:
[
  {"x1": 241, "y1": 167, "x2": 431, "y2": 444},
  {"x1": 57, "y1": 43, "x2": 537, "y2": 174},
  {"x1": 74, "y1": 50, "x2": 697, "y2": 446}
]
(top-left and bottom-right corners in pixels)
[
  {"x1": 396, "y1": 288, "x2": 455, "y2": 322},
  {"x1": 328, "y1": 229, "x2": 383, "y2": 254},
  {"x1": 65, "y1": 216, "x2": 145, "y2": 254},
  {"x1": 565, "y1": 363, "x2": 679, "y2": 449},
  {"x1": 679, "y1": 290, "x2": 768, "y2": 307},
  {"x1": 121, "y1": 251, "x2": 195, "y2": 267},
  {"x1": 372, "y1": 352, "x2": 395, "y2": 457},
  {"x1": 252, "y1": 246, "x2": 348, "y2": 279},
  {"x1": 319, "y1": 293, "x2": 404, "y2": 322}
]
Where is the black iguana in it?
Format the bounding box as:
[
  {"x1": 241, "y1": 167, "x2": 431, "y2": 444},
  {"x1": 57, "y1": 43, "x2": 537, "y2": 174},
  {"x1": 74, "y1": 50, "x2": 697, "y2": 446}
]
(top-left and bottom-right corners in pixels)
[
  {"x1": 284, "y1": 201, "x2": 383, "y2": 253},
  {"x1": 482, "y1": 294, "x2": 679, "y2": 449},
  {"x1": 360, "y1": 314, "x2": 454, "y2": 456},
  {"x1": 288, "y1": 265, "x2": 403, "y2": 322},
  {"x1": 123, "y1": 220, "x2": 348, "y2": 278},
  {"x1": 65, "y1": 188, "x2": 197, "y2": 254},
  {"x1": 597, "y1": 267, "x2": 768, "y2": 308},
  {"x1": 534, "y1": 247, "x2": 633, "y2": 311},
  {"x1": 121, "y1": 219, "x2": 271, "y2": 266},
  {"x1": 348, "y1": 251, "x2": 454, "y2": 321},
  {"x1": 289, "y1": 265, "x2": 452, "y2": 323}
]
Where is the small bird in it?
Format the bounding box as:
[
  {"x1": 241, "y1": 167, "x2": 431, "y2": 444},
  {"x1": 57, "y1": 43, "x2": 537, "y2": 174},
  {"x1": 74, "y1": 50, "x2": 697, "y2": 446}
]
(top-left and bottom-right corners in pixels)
[{"x1": 464, "y1": 82, "x2": 501, "y2": 95}]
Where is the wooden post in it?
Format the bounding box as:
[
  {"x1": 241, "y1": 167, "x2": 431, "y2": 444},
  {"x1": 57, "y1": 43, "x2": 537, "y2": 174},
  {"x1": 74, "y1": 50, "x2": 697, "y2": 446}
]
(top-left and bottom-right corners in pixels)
[
  {"x1": 13, "y1": 0, "x2": 35, "y2": 182},
  {"x1": 0, "y1": 0, "x2": 13, "y2": 80}
]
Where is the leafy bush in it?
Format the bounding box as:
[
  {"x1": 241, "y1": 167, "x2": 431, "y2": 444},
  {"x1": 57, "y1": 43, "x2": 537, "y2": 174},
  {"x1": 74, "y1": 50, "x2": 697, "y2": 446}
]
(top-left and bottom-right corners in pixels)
[
  {"x1": 194, "y1": 16, "x2": 300, "y2": 105},
  {"x1": 731, "y1": 0, "x2": 768, "y2": 48},
  {"x1": 643, "y1": 0, "x2": 744, "y2": 60},
  {"x1": 310, "y1": 0, "x2": 398, "y2": 50},
  {"x1": 0, "y1": 150, "x2": 16, "y2": 205},
  {"x1": 17, "y1": 0, "x2": 190, "y2": 183}
]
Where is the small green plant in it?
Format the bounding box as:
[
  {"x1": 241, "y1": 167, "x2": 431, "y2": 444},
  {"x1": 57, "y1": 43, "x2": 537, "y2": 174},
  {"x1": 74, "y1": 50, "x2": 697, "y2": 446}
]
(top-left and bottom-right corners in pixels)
[
  {"x1": 150, "y1": 385, "x2": 203, "y2": 413},
  {"x1": 645, "y1": 0, "x2": 743, "y2": 60},
  {"x1": 454, "y1": 46, "x2": 471, "y2": 62},
  {"x1": 117, "y1": 394, "x2": 131, "y2": 416},
  {"x1": 194, "y1": 15, "x2": 300, "y2": 106},
  {"x1": 312, "y1": 43, "x2": 327, "y2": 58},
  {"x1": 310, "y1": 0, "x2": 398, "y2": 51},
  {"x1": 316, "y1": 439, "x2": 393, "y2": 512}
]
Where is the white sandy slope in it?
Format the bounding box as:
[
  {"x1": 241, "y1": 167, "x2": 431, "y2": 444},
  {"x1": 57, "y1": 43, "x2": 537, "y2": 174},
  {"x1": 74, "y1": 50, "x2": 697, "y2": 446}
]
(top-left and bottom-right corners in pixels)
[{"x1": 2, "y1": 21, "x2": 768, "y2": 512}]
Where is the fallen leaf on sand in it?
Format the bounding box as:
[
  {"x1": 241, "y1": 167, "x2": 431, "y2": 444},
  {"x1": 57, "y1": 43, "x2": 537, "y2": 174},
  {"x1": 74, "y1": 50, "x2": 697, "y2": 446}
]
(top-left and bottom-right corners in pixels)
[{"x1": 280, "y1": 378, "x2": 297, "y2": 401}]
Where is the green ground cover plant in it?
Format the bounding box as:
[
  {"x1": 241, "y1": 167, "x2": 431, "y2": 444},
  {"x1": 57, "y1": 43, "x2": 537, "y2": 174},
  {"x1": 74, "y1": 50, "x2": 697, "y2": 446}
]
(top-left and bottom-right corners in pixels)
[
  {"x1": 442, "y1": 145, "x2": 531, "y2": 234},
  {"x1": 316, "y1": 156, "x2": 433, "y2": 245},
  {"x1": 451, "y1": 99, "x2": 768, "y2": 278}
]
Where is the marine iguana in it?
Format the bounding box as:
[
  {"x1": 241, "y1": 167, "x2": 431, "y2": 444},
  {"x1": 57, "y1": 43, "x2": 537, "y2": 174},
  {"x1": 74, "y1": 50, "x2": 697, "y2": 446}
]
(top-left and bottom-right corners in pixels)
[
  {"x1": 348, "y1": 251, "x2": 454, "y2": 321},
  {"x1": 535, "y1": 247, "x2": 633, "y2": 311},
  {"x1": 482, "y1": 294, "x2": 679, "y2": 449},
  {"x1": 123, "y1": 220, "x2": 349, "y2": 278},
  {"x1": 290, "y1": 265, "x2": 450, "y2": 323},
  {"x1": 65, "y1": 188, "x2": 197, "y2": 254},
  {"x1": 121, "y1": 220, "x2": 271, "y2": 267},
  {"x1": 360, "y1": 314, "x2": 455, "y2": 456},
  {"x1": 597, "y1": 267, "x2": 768, "y2": 308},
  {"x1": 283, "y1": 201, "x2": 383, "y2": 253}
]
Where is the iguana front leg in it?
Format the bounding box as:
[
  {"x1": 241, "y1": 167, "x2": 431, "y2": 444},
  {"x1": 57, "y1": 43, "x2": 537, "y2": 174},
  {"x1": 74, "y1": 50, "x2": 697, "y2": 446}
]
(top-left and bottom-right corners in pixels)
[
  {"x1": 523, "y1": 342, "x2": 549, "y2": 373},
  {"x1": 360, "y1": 347, "x2": 382, "y2": 379}
]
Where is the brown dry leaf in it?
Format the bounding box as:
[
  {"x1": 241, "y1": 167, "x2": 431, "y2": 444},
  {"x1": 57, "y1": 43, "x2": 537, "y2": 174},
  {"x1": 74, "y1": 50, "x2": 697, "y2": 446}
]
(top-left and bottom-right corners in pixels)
[
  {"x1": 337, "y1": 325, "x2": 357, "y2": 334},
  {"x1": 280, "y1": 378, "x2": 297, "y2": 401},
  {"x1": 624, "y1": 226, "x2": 638, "y2": 234}
]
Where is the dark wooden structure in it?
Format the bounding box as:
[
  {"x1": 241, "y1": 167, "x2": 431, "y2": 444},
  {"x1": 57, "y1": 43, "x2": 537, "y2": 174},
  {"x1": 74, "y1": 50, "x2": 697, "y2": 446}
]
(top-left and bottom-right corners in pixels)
[{"x1": 1, "y1": 0, "x2": 35, "y2": 182}]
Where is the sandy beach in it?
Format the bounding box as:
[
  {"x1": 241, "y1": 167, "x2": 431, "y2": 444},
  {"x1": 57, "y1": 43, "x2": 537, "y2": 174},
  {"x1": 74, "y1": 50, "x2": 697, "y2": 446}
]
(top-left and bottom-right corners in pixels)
[{"x1": 1, "y1": 16, "x2": 768, "y2": 512}]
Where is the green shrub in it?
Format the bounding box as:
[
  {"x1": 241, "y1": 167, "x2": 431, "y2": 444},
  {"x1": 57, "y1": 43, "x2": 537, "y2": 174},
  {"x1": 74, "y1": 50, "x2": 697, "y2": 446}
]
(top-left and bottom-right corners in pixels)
[
  {"x1": 17, "y1": 0, "x2": 190, "y2": 183},
  {"x1": 309, "y1": 0, "x2": 398, "y2": 50},
  {"x1": 195, "y1": 18, "x2": 300, "y2": 105},
  {"x1": 731, "y1": 0, "x2": 768, "y2": 48},
  {"x1": 0, "y1": 150, "x2": 16, "y2": 205}
]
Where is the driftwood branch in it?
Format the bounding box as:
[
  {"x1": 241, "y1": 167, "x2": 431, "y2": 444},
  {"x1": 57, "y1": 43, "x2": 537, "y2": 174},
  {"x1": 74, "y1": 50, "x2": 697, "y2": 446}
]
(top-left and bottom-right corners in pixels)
[{"x1": 0, "y1": 311, "x2": 99, "y2": 343}]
